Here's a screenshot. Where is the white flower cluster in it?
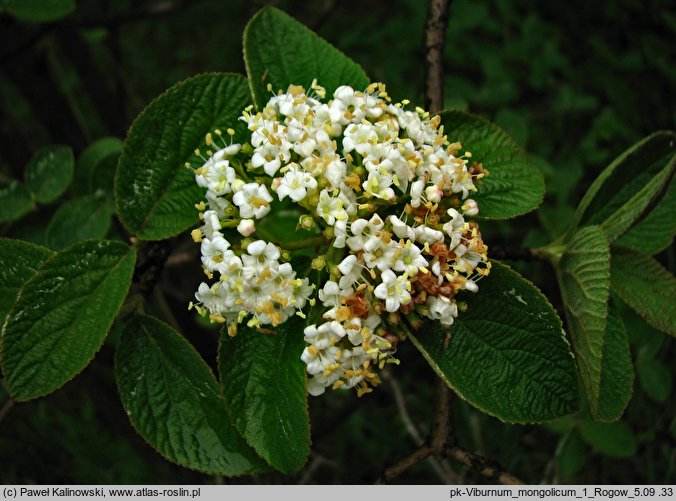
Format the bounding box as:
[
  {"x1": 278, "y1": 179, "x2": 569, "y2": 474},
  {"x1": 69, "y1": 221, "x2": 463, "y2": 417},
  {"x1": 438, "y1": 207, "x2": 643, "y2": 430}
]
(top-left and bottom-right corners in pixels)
[{"x1": 190, "y1": 81, "x2": 490, "y2": 397}]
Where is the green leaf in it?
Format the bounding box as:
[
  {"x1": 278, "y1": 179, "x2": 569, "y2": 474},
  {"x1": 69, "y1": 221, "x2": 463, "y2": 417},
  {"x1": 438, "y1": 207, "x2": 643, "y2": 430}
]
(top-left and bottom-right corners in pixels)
[
  {"x1": 555, "y1": 226, "x2": 619, "y2": 420},
  {"x1": 555, "y1": 430, "x2": 586, "y2": 480},
  {"x1": 593, "y1": 304, "x2": 634, "y2": 422},
  {"x1": 243, "y1": 7, "x2": 370, "y2": 109},
  {"x1": 600, "y1": 153, "x2": 675, "y2": 241},
  {"x1": 636, "y1": 355, "x2": 671, "y2": 403},
  {"x1": 570, "y1": 131, "x2": 676, "y2": 236},
  {"x1": 0, "y1": 239, "x2": 53, "y2": 333},
  {"x1": 115, "y1": 314, "x2": 266, "y2": 476},
  {"x1": 409, "y1": 261, "x2": 579, "y2": 423},
  {"x1": 115, "y1": 73, "x2": 250, "y2": 240},
  {"x1": 610, "y1": 247, "x2": 676, "y2": 337},
  {"x1": 615, "y1": 178, "x2": 676, "y2": 254},
  {"x1": 1, "y1": 0, "x2": 75, "y2": 22},
  {"x1": 74, "y1": 137, "x2": 123, "y2": 196},
  {"x1": 579, "y1": 421, "x2": 637, "y2": 458},
  {"x1": 24, "y1": 145, "x2": 74, "y2": 204},
  {"x1": 218, "y1": 316, "x2": 310, "y2": 474},
  {"x1": 1, "y1": 240, "x2": 136, "y2": 401},
  {"x1": 439, "y1": 110, "x2": 544, "y2": 219},
  {"x1": 0, "y1": 179, "x2": 32, "y2": 222},
  {"x1": 45, "y1": 194, "x2": 114, "y2": 250}
]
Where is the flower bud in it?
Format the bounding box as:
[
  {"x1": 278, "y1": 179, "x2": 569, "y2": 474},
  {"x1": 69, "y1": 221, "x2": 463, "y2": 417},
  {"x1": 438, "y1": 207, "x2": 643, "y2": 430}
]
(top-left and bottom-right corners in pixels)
[
  {"x1": 424, "y1": 184, "x2": 443, "y2": 203},
  {"x1": 461, "y1": 199, "x2": 479, "y2": 216},
  {"x1": 298, "y1": 215, "x2": 315, "y2": 230},
  {"x1": 237, "y1": 218, "x2": 255, "y2": 236},
  {"x1": 311, "y1": 255, "x2": 326, "y2": 270}
]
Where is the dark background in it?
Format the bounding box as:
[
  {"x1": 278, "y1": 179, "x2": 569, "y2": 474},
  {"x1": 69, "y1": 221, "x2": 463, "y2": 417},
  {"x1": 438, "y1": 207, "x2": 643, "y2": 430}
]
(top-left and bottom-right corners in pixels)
[{"x1": 0, "y1": 0, "x2": 674, "y2": 484}]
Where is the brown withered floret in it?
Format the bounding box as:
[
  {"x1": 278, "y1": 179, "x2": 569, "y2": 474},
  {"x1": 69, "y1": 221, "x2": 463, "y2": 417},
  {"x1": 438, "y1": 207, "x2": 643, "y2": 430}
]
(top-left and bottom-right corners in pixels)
[
  {"x1": 468, "y1": 161, "x2": 489, "y2": 180},
  {"x1": 413, "y1": 271, "x2": 440, "y2": 295},
  {"x1": 408, "y1": 204, "x2": 432, "y2": 220},
  {"x1": 429, "y1": 241, "x2": 457, "y2": 262},
  {"x1": 344, "y1": 292, "x2": 370, "y2": 319},
  {"x1": 400, "y1": 302, "x2": 416, "y2": 313}
]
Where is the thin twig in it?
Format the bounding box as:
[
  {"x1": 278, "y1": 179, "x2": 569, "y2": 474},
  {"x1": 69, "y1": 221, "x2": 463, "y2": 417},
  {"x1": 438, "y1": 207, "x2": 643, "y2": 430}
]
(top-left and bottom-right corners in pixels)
[
  {"x1": 375, "y1": 444, "x2": 435, "y2": 484},
  {"x1": 0, "y1": 398, "x2": 15, "y2": 424},
  {"x1": 384, "y1": 371, "x2": 424, "y2": 444},
  {"x1": 165, "y1": 249, "x2": 199, "y2": 267},
  {"x1": 424, "y1": 0, "x2": 452, "y2": 113},
  {"x1": 429, "y1": 377, "x2": 452, "y2": 453},
  {"x1": 299, "y1": 453, "x2": 334, "y2": 484},
  {"x1": 375, "y1": 378, "x2": 455, "y2": 483},
  {"x1": 384, "y1": 372, "x2": 458, "y2": 483},
  {"x1": 448, "y1": 446, "x2": 524, "y2": 485}
]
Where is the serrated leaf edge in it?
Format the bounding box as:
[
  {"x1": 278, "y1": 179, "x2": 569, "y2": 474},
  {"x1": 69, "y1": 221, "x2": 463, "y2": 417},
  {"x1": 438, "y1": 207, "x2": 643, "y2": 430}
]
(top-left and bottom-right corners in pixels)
[
  {"x1": 409, "y1": 260, "x2": 577, "y2": 424},
  {"x1": 1, "y1": 240, "x2": 136, "y2": 401}
]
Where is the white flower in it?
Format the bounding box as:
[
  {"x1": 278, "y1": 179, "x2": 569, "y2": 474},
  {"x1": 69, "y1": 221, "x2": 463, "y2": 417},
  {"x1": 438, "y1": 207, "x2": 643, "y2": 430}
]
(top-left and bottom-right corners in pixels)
[
  {"x1": 196, "y1": 156, "x2": 237, "y2": 196},
  {"x1": 275, "y1": 166, "x2": 317, "y2": 202},
  {"x1": 307, "y1": 375, "x2": 329, "y2": 396},
  {"x1": 464, "y1": 279, "x2": 479, "y2": 293},
  {"x1": 374, "y1": 269, "x2": 411, "y2": 312},
  {"x1": 200, "y1": 234, "x2": 230, "y2": 272},
  {"x1": 413, "y1": 225, "x2": 444, "y2": 244},
  {"x1": 362, "y1": 236, "x2": 397, "y2": 271},
  {"x1": 337, "y1": 254, "x2": 362, "y2": 289},
  {"x1": 316, "y1": 189, "x2": 347, "y2": 225},
  {"x1": 341, "y1": 347, "x2": 370, "y2": 388},
  {"x1": 393, "y1": 240, "x2": 428, "y2": 276},
  {"x1": 205, "y1": 190, "x2": 231, "y2": 218},
  {"x1": 318, "y1": 280, "x2": 349, "y2": 308},
  {"x1": 330, "y1": 85, "x2": 366, "y2": 124},
  {"x1": 333, "y1": 219, "x2": 348, "y2": 248},
  {"x1": 346, "y1": 214, "x2": 384, "y2": 251},
  {"x1": 362, "y1": 170, "x2": 395, "y2": 200},
  {"x1": 312, "y1": 103, "x2": 343, "y2": 137},
  {"x1": 195, "y1": 282, "x2": 225, "y2": 313},
  {"x1": 426, "y1": 295, "x2": 458, "y2": 326},
  {"x1": 301, "y1": 322, "x2": 346, "y2": 375},
  {"x1": 388, "y1": 215, "x2": 415, "y2": 240},
  {"x1": 291, "y1": 278, "x2": 314, "y2": 309},
  {"x1": 443, "y1": 208, "x2": 465, "y2": 249},
  {"x1": 451, "y1": 166, "x2": 474, "y2": 198},
  {"x1": 201, "y1": 210, "x2": 222, "y2": 238},
  {"x1": 342, "y1": 123, "x2": 377, "y2": 155},
  {"x1": 321, "y1": 154, "x2": 347, "y2": 188},
  {"x1": 251, "y1": 138, "x2": 291, "y2": 176},
  {"x1": 246, "y1": 239, "x2": 280, "y2": 262},
  {"x1": 409, "y1": 179, "x2": 425, "y2": 207},
  {"x1": 232, "y1": 183, "x2": 273, "y2": 219}
]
